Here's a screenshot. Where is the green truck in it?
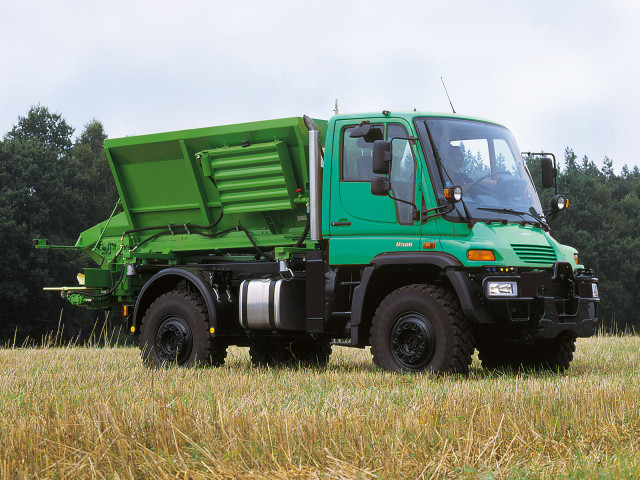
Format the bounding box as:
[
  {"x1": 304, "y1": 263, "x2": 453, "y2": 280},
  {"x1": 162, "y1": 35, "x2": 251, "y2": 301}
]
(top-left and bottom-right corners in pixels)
[{"x1": 37, "y1": 111, "x2": 599, "y2": 373}]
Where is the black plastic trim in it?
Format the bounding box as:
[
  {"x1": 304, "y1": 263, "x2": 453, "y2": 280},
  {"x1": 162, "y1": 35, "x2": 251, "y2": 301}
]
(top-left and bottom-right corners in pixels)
[
  {"x1": 349, "y1": 252, "x2": 484, "y2": 345},
  {"x1": 370, "y1": 251, "x2": 463, "y2": 269},
  {"x1": 132, "y1": 267, "x2": 219, "y2": 334}
]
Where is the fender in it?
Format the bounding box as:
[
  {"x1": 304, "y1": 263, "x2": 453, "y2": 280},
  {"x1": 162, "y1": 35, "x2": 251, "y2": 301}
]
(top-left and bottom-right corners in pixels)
[
  {"x1": 349, "y1": 252, "x2": 491, "y2": 345},
  {"x1": 131, "y1": 267, "x2": 218, "y2": 334}
]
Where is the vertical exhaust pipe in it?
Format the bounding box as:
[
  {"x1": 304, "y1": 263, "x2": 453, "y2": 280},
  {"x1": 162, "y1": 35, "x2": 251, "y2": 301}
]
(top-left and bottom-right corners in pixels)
[{"x1": 303, "y1": 115, "x2": 322, "y2": 241}]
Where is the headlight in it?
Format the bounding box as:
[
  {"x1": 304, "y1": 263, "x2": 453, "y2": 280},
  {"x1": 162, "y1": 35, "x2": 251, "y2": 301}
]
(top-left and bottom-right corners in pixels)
[
  {"x1": 485, "y1": 280, "x2": 518, "y2": 297},
  {"x1": 551, "y1": 194, "x2": 569, "y2": 212},
  {"x1": 592, "y1": 284, "x2": 599, "y2": 299},
  {"x1": 444, "y1": 185, "x2": 463, "y2": 203}
]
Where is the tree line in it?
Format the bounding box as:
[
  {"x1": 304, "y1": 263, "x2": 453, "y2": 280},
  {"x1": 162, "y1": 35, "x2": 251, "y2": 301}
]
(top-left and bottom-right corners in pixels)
[
  {"x1": 0, "y1": 106, "x2": 118, "y2": 342},
  {"x1": 527, "y1": 150, "x2": 640, "y2": 332},
  {"x1": 0, "y1": 106, "x2": 638, "y2": 343}
]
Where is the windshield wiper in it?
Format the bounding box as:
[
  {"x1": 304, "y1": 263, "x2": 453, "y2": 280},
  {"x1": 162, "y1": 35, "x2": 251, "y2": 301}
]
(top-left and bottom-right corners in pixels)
[{"x1": 477, "y1": 207, "x2": 548, "y2": 230}]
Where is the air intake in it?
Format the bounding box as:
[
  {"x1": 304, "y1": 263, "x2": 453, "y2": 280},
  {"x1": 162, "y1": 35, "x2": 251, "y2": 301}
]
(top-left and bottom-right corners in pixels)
[{"x1": 511, "y1": 244, "x2": 557, "y2": 265}]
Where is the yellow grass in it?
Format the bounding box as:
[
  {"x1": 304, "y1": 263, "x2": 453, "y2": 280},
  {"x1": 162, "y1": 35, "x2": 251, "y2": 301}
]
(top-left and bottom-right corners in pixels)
[{"x1": 1, "y1": 336, "x2": 639, "y2": 479}]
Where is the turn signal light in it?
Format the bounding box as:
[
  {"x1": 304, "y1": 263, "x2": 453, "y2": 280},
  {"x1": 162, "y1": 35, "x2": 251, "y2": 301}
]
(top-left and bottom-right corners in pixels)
[
  {"x1": 574, "y1": 253, "x2": 579, "y2": 264},
  {"x1": 444, "y1": 185, "x2": 463, "y2": 203},
  {"x1": 468, "y1": 250, "x2": 495, "y2": 261}
]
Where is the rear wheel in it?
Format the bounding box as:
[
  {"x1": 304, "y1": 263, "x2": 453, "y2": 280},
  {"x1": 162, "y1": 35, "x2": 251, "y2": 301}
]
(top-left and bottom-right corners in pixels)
[
  {"x1": 139, "y1": 290, "x2": 227, "y2": 367},
  {"x1": 292, "y1": 338, "x2": 332, "y2": 367},
  {"x1": 249, "y1": 343, "x2": 295, "y2": 367},
  {"x1": 249, "y1": 338, "x2": 332, "y2": 367},
  {"x1": 478, "y1": 334, "x2": 576, "y2": 373},
  {"x1": 370, "y1": 284, "x2": 474, "y2": 373}
]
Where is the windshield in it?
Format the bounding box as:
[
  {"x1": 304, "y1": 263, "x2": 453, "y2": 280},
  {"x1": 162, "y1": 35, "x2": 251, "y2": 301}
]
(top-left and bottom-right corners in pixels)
[{"x1": 415, "y1": 118, "x2": 545, "y2": 225}]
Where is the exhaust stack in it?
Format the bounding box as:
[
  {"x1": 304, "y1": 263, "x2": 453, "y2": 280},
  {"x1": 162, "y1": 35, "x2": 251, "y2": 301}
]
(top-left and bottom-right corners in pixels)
[{"x1": 303, "y1": 115, "x2": 322, "y2": 241}]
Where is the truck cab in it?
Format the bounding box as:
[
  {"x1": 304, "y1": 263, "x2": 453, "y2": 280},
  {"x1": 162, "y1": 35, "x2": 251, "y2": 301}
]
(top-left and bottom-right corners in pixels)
[{"x1": 320, "y1": 112, "x2": 598, "y2": 372}]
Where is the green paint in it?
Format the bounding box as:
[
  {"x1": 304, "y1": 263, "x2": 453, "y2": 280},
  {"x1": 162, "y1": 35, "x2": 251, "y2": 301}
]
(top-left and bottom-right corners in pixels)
[{"x1": 48, "y1": 111, "x2": 580, "y2": 308}]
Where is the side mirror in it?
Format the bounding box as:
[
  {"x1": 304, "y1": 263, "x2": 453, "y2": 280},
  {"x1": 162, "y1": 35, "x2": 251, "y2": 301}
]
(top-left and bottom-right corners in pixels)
[
  {"x1": 372, "y1": 140, "x2": 392, "y2": 174},
  {"x1": 349, "y1": 123, "x2": 383, "y2": 143},
  {"x1": 371, "y1": 177, "x2": 391, "y2": 196},
  {"x1": 541, "y1": 157, "x2": 556, "y2": 189}
]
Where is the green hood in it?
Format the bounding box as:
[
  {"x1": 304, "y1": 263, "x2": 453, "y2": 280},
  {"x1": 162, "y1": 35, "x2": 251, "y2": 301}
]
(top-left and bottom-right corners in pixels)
[{"x1": 442, "y1": 223, "x2": 577, "y2": 268}]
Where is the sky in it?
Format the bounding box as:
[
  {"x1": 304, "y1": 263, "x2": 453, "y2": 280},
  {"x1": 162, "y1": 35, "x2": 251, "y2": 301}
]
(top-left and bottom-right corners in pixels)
[{"x1": 1, "y1": 0, "x2": 639, "y2": 172}]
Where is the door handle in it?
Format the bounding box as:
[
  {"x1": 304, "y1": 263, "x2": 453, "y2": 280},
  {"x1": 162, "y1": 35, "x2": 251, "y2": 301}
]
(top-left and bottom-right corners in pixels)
[{"x1": 331, "y1": 221, "x2": 352, "y2": 226}]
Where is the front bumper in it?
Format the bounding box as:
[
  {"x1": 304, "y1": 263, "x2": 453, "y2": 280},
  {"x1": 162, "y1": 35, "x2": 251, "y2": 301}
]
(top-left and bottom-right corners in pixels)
[{"x1": 449, "y1": 261, "x2": 599, "y2": 339}]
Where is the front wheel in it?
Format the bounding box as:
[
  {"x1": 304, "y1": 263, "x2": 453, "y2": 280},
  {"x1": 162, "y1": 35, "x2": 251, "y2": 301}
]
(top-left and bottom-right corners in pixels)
[{"x1": 370, "y1": 284, "x2": 474, "y2": 373}]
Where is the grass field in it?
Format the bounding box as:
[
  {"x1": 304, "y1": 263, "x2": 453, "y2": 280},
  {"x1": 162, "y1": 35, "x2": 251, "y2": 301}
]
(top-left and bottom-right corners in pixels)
[{"x1": 1, "y1": 336, "x2": 639, "y2": 479}]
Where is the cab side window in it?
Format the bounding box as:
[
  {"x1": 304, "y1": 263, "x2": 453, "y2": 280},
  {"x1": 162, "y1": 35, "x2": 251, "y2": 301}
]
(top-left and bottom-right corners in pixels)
[
  {"x1": 340, "y1": 122, "x2": 416, "y2": 225},
  {"x1": 341, "y1": 125, "x2": 383, "y2": 182}
]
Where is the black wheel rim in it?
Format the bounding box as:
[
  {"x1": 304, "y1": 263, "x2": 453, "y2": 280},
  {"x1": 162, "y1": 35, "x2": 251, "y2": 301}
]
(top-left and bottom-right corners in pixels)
[
  {"x1": 390, "y1": 312, "x2": 436, "y2": 370},
  {"x1": 155, "y1": 315, "x2": 193, "y2": 364}
]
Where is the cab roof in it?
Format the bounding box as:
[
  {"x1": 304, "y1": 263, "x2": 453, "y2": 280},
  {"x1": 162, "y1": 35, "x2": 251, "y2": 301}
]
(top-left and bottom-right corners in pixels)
[{"x1": 329, "y1": 111, "x2": 505, "y2": 127}]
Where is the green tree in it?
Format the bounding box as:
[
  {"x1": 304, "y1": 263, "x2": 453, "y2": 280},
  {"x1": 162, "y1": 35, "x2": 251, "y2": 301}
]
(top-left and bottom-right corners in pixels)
[
  {"x1": 73, "y1": 120, "x2": 118, "y2": 221},
  {"x1": 0, "y1": 107, "x2": 117, "y2": 342},
  {"x1": 528, "y1": 148, "x2": 640, "y2": 331}
]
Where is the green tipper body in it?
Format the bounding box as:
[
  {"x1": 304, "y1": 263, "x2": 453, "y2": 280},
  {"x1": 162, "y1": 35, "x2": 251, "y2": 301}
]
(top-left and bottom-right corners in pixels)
[{"x1": 77, "y1": 117, "x2": 327, "y2": 265}]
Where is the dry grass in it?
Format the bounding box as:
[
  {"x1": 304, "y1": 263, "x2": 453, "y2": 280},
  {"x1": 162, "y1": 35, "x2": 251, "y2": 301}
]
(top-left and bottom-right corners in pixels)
[{"x1": 1, "y1": 336, "x2": 639, "y2": 479}]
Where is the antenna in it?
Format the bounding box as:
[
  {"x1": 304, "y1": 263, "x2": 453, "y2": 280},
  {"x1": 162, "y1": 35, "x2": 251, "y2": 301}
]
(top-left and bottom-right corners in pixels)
[
  {"x1": 334, "y1": 99, "x2": 339, "y2": 115},
  {"x1": 440, "y1": 77, "x2": 456, "y2": 114}
]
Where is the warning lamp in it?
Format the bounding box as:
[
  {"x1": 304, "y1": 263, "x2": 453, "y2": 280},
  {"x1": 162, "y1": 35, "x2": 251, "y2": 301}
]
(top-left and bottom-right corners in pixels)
[
  {"x1": 444, "y1": 185, "x2": 463, "y2": 203},
  {"x1": 468, "y1": 250, "x2": 495, "y2": 261}
]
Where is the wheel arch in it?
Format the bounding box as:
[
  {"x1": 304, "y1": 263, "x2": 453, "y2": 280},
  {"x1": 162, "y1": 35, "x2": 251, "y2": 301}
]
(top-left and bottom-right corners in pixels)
[
  {"x1": 132, "y1": 268, "x2": 218, "y2": 334},
  {"x1": 350, "y1": 252, "x2": 468, "y2": 346}
]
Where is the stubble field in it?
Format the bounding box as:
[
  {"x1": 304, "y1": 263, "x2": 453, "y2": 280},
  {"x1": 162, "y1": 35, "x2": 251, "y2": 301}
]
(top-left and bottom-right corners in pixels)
[{"x1": 1, "y1": 335, "x2": 639, "y2": 479}]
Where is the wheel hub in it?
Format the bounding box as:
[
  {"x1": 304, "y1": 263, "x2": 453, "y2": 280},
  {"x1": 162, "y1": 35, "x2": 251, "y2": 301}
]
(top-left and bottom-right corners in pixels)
[
  {"x1": 156, "y1": 316, "x2": 192, "y2": 364},
  {"x1": 390, "y1": 312, "x2": 436, "y2": 369}
]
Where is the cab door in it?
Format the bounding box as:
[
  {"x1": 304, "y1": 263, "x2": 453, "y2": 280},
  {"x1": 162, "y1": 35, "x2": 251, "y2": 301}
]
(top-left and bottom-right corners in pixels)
[{"x1": 328, "y1": 119, "x2": 421, "y2": 265}]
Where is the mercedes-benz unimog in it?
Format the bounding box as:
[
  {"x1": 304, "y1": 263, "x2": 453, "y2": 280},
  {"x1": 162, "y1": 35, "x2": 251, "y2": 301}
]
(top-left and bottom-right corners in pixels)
[{"x1": 37, "y1": 111, "x2": 599, "y2": 373}]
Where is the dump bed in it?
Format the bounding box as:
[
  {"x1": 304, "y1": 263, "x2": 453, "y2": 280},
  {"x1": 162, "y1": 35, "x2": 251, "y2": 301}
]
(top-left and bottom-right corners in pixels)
[{"x1": 102, "y1": 117, "x2": 326, "y2": 253}]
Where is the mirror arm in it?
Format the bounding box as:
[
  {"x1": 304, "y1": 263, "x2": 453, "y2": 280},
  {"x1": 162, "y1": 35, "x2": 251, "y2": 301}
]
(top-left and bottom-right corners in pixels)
[
  {"x1": 386, "y1": 192, "x2": 420, "y2": 222},
  {"x1": 421, "y1": 204, "x2": 454, "y2": 224}
]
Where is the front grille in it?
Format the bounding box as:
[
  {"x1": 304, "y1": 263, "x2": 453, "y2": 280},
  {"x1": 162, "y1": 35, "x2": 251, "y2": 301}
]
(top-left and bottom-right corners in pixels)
[{"x1": 511, "y1": 244, "x2": 557, "y2": 265}]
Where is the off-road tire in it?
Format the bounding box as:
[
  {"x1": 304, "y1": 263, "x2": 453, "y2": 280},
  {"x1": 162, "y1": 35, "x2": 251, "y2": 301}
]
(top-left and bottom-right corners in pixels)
[
  {"x1": 478, "y1": 334, "x2": 576, "y2": 373},
  {"x1": 292, "y1": 339, "x2": 332, "y2": 367},
  {"x1": 250, "y1": 339, "x2": 332, "y2": 368},
  {"x1": 369, "y1": 284, "x2": 474, "y2": 373},
  {"x1": 249, "y1": 343, "x2": 296, "y2": 367},
  {"x1": 139, "y1": 290, "x2": 227, "y2": 367}
]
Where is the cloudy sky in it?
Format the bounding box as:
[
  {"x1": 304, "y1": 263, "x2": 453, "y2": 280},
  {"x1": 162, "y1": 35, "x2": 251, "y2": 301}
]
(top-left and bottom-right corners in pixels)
[{"x1": 1, "y1": 0, "x2": 639, "y2": 172}]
